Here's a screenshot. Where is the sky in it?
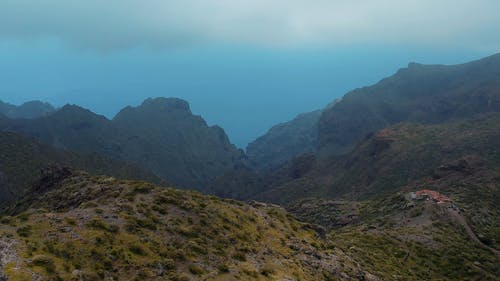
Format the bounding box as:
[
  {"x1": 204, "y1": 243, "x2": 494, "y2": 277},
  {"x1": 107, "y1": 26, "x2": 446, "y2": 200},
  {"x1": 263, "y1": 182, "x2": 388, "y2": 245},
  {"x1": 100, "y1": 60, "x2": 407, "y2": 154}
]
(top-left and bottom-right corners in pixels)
[{"x1": 0, "y1": 0, "x2": 499, "y2": 148}]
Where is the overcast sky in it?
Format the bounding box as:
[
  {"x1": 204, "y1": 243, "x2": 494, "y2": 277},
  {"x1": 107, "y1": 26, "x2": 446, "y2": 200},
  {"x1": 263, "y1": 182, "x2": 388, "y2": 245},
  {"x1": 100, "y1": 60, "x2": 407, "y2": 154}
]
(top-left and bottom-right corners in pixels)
[{"x1": 0, "y1": 1, "x2": 499, "y2": 147}]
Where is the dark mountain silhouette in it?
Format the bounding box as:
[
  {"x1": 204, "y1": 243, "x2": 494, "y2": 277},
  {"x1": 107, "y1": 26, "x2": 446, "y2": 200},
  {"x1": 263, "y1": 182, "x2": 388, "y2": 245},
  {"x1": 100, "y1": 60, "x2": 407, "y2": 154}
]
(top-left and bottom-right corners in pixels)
[
  {"x1": 256, "y1": 113, "x2": 500, "y2": 204},
  {"x1": 0, "y1": 100, "x2": 55, "y2": 119},
  {"x1": 111, "y1": 98, "x2": 245, "y2": 188},
  {"x1": 0, "y1": 132, "x2": 162, "y2": 204},
  {"x1": 246, "y1": 109, "x2": 322, "y2": 171},
  {"x1": 0, "y1": 97, "x2": 243, "y2": 190},
  {"x1": 245, "y1": 54, "x2": 500, "y2": 172},
  {"x1": 318, "y1": 53, "x2": 500, "y2": 156}
]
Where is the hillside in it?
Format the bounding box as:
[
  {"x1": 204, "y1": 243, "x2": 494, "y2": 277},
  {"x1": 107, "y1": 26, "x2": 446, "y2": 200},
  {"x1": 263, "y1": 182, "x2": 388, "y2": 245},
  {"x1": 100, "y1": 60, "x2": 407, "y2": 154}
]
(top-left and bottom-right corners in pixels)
[
  {"x1": 240, "y1": 53, "x2": 500, "y2": 182},
  {"x1": 327, "y1": 190, "x2": 499, "y2": 280},
  {"x1": 256, "y1": 113, "x2": 500, "y2": 205},
  {"x1": 0, "y1": 132, "x2": 162, "y2": 205},
  {"x1": 0, "y1": 98, "x2": 244, "y2": 190},
  {"x1": 0, "y1": 101, "x2": 55, "y2": 119},
  {"x1": 286, "y1": 161, "x2": 500, "y2": 280},
  {"x1": 246, "y1": 110, "x2": 323, "y2": 171},
  {"x1": 318, "y1": 53, "x2": 500, "y2": 156},
  {"x1": 0, "y1": 169, "x2": 377, "y2": 281},
  {"x1": 112, "y1": 98, "x2": 244, "y2": 189}
]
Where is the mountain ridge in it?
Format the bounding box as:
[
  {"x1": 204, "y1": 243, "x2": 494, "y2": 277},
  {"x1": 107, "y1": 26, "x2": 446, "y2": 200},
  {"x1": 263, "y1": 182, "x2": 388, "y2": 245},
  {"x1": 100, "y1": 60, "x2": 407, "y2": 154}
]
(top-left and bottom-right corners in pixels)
[
  {"x1": 0, "y1": 131, "x2": 162, "y2": 205},
  {"x1": 0, "y1": 97, "x2": 243, "y2": 191}
]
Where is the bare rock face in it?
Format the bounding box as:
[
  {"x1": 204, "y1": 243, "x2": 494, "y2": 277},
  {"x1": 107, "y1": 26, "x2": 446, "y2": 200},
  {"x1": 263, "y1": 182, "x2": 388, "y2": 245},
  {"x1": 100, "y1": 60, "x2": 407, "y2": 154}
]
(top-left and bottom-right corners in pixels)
[{"x1": 0, "y1": 237, "x2": 20, "y2": 280}]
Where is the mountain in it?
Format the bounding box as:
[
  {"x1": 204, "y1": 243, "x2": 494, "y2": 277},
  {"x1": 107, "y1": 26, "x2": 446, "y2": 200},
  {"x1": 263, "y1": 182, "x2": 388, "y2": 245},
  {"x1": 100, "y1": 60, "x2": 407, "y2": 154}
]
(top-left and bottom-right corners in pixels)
[
  {"x1": 258, "y1": 113, "x2": 500, "y2": 204},
  {"x1": 243, "y1": 53, "x2": 500, "y2": 174},
  {"x1": 246, "y1": 109, "x2": 323, "y2": 171},
  {"x1": 0, "y1": 169, "x2": 377, "y2": 281},
  {"x1": 261, "y1": 114, "x2": 500, "y2": 280},
  {"x1": 112, "y1": 98, "x2": 244, "y2": 188},
  {"x1": 318, "y1": 53, "x2": 500, "y2": 156},
  {"x1": 0, "y1": 132, "x2": 162, "y2": 205},
  {"x1": 0, "y1": 98, "x2": 244, "y2": 190},
  {"x1": 0, "y1": 100, "x2": 55, "y2": 119}
]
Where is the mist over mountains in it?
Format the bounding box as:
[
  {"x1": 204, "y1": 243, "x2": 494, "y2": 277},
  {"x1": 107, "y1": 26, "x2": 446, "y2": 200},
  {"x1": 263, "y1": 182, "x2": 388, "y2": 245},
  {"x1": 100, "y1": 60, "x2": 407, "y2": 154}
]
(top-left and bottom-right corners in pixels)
[{"x1": 1, "y1": 53, "x2": 500, "y2": 280}]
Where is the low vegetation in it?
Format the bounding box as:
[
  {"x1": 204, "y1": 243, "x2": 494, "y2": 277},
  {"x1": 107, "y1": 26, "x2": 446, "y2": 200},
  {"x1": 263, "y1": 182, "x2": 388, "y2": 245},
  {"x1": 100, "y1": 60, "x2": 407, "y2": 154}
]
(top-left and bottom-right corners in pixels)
[{"x1": 0, "y1": 171, "x2": 374, "y2": 280}]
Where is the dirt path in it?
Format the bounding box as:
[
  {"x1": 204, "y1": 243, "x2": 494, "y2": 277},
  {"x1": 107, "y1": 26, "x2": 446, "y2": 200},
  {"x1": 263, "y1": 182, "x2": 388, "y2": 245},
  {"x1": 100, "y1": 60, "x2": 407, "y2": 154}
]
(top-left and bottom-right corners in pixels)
[{"x1": 447, "y1": 208, "x2": 500, "y2": 257}]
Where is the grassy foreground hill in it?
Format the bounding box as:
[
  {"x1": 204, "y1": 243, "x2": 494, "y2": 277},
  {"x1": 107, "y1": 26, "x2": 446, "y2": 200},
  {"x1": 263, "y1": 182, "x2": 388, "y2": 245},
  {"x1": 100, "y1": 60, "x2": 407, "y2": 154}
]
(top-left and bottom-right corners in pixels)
[{"x1": 0, "y1": 169, "x2": 377, "y2": 281}]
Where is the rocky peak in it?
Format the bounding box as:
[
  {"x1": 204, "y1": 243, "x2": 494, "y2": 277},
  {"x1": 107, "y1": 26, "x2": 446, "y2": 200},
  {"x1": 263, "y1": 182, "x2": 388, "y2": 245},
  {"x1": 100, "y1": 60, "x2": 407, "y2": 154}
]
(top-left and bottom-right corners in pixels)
[{"x1": 0, "y1": 100, "x2": 55, "y2": 119}]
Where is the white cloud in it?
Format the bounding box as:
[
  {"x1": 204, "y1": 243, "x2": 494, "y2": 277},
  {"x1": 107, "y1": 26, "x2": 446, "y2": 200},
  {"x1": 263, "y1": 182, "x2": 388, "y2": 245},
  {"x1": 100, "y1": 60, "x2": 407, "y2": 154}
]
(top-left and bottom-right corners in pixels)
[{"x1": 0, "y1": 0, "x2": 499, "y2": 50}]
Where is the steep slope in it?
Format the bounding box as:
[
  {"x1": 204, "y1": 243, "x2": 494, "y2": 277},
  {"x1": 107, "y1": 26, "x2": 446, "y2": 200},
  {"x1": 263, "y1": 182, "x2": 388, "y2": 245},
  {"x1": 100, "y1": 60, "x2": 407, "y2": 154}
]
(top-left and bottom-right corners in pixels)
[
  {"x1": 0, "y1": 170, "x2": 377, "y2": 281},
  {"x1": 318, "y1": 53, "x2": 500, "y2": 156},
  {"x1": 0, "y1": 98, "x2": 243, "y2": 190},
  {"x1": 0, "y1": 132, "x2": 162, "y2": 204},
  {"x1": 247, "y1": 109, "x2": 322, "y2": 171},
  {"x1": 0, "y1": 100, "x2": 55, "y2": 119},
  {"x1": 327, "y1": 190, "x2": 499, "y2": 280},
  {"x1": 286, "y1": 162, "x2": 500, "y2": 280},
  {"x1": 112, "y1": 98, "x2": 244, "y2": 189},
  {"x1": 258, "y1": 113, "x2": 500, "y2": 205},
  {"x1": 0, "y1": 104, "x2": 117, "y2": 156}
]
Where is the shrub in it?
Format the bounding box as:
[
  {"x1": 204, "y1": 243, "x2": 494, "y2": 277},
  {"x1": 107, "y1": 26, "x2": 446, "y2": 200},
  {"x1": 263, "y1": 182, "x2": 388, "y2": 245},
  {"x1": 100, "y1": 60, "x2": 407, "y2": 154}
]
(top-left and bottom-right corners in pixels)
[
  {"x1": 86, "y1": 218, "x2": 119, "y2": 233},
  {"x1": 16, "y1": 225, "x2": 32, "y2": 237},
  {"x1": 218, "y1": 264, "x2": 230, "y2": 273},
  {"x1": 31, "y1": 255, "x2": 56, "y2": 273},
  {"x1": 188, "y1": 264, "x2": 205, "y2": 275},
  {"x1": 129, "y1": 244, "x2": 147, "y2": 256},
  {"x1": 260, "y1": 264, "x2": 276, "y2": 276}
]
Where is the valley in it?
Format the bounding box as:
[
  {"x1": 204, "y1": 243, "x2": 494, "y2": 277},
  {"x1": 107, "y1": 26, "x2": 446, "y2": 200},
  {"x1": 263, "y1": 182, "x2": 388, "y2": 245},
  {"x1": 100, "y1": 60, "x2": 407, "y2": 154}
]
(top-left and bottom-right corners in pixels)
[{"x1": 0, "y1": 54, "x2": 499, "y2": 280}]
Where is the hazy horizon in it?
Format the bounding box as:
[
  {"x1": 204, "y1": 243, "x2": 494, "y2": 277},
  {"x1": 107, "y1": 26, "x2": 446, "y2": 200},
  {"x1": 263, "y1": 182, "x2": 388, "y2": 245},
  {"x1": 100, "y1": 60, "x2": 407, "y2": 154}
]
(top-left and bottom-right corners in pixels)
[
  {"x1": 1, "y1": 1, "x2": 499, "y2": 147},
  {"x1": 0, "y1": 49, "x2": 496, "y2": 148}
]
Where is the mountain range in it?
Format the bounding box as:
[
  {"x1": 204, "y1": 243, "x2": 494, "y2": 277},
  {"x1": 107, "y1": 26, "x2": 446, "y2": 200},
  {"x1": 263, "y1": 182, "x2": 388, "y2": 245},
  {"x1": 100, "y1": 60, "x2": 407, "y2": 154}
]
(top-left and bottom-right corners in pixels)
[
  {"x1": 0, "y1": 98, "x2": 244, "y2": 192},
  {"x1": 245, "y1": 53, "x2": 500, "y2": 168},
  {"x1": 0, "y1": 101, "x2": 55, "y2": 119},
  {"x1": 0, "y1": 131, "x2": 161, "y2": 205},
  {"x1": 1, "y1": 53, "x2": 500, "y2": 280}
]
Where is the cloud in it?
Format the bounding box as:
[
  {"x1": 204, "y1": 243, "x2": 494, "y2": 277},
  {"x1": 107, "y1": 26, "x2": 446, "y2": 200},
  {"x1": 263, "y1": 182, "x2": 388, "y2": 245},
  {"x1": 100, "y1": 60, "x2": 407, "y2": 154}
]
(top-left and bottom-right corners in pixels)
[{"x1": 0, "y1": 0, "x2": 499, "y2": 51}]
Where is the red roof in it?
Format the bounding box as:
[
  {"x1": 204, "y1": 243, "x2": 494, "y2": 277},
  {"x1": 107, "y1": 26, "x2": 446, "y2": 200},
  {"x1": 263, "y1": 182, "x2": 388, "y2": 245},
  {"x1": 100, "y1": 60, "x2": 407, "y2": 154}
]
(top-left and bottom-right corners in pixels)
[{"x1": 415, "y1": 189, "x2": 451, "y2": 203}]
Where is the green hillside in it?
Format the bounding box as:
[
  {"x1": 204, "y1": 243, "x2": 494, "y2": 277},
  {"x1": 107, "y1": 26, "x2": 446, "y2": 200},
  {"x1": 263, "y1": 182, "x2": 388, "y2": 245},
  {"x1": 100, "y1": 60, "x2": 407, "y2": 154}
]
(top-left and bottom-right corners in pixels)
[
  {"x1": 0, "y1": 132, "x2": 162, "y2": 204},
  {"x1": 0, "y1": 170, "x2": 376, "y2": 281}
]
